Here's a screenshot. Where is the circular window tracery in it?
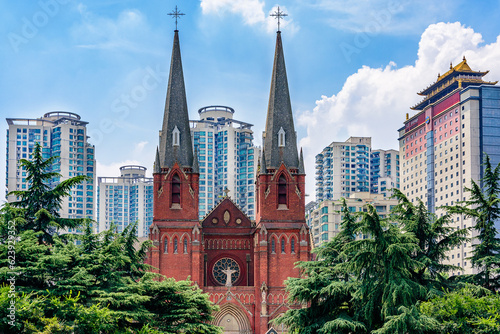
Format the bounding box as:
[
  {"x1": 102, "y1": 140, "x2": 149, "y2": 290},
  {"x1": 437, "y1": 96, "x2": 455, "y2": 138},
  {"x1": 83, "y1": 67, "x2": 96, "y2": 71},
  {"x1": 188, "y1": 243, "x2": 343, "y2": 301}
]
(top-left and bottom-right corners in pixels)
[{"x1": 212, "y1": 258, "x2": 240, "y2": 285}]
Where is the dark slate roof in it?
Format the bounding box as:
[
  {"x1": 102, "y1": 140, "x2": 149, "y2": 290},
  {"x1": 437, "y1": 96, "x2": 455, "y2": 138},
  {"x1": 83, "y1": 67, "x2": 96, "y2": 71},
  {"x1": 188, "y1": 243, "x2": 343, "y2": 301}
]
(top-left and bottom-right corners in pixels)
[
  {"x1": 263, "y1": 31, "x2": 299, "y2": 170},
  {"x1": 154, "y1": 146, "x2": 161, "y2": 173},
  {"x1": 298, "y1": 147, "x2": 305, "y2": 174},
  {"x1": 192, "y1": 147, "x2": 199, "y2": 174},
  {"x1": 159, "y1": 30, "x2": 194, "y2": 169},
  {"x1": 260, "y1": 147, "x2": 267, "y2": 174}
]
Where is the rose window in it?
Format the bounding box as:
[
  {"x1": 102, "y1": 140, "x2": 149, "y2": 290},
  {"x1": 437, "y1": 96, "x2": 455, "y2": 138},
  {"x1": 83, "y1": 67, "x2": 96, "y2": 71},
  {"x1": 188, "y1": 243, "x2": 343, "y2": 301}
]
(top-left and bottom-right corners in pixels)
[{"x1": 212, "y1": 258, "x2": 240, "y2": 285}]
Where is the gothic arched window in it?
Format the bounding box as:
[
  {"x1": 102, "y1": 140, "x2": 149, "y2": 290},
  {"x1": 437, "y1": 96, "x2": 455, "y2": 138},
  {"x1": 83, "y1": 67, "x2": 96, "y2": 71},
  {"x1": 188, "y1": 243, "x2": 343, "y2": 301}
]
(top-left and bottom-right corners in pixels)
[
  {"x1": 172, "y1": 174, "x2": 181, "y2": 204},
  {"x1": 183, "y1": 238, "x2": 188, "y2": 253},
  {"x1": 174, "y1": 237, "x2": 178, "y2": 253},
  {"x1": 281, "y1": 238, "x2": 286, "y2": 254},
  {"x1": 278, "y1": 175, "x2": 287, "y2": 205},
  {"x1": 271, "y1": 238, "x2": 276, "y2": 253},
  {"x1": 291, "y1": 238, "x2": 295, "y2": 253},
  {"x1": 164, "y1": 238, "x2": 168, "y2": 253}
]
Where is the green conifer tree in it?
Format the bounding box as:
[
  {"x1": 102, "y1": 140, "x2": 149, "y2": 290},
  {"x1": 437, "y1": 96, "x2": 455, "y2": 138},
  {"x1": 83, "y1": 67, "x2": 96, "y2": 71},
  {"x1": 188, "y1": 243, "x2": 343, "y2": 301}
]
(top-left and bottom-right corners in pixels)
[
  {"x1": 447, "y1": 155, "x2": 500, "y2": 290},
  {"x1": 8, "y1": 142, "x2": 89, "y2": 243},
  {"x1": 391, "y1": 189, "x2": 468, "y2": 291}
]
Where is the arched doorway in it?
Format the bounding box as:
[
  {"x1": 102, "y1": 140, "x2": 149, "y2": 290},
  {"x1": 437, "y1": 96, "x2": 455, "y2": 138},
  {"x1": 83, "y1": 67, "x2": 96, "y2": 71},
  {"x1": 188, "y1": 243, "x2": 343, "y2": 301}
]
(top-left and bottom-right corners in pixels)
[{"x1": 212, "y1": 302, "x2": 252, "y2": 334}]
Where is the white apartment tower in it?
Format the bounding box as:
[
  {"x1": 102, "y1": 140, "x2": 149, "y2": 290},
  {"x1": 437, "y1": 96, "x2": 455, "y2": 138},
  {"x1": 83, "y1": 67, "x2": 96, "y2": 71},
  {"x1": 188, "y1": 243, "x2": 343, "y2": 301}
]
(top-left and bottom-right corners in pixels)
[
  {"x1": 190, "y1": 106, "x2": 260, "y2": 219},
  {"x1": 316, "y1": 137, "x2": 400, "y2": 202},
  {"x1": 97, "y1": 165, "x2": 153, "y2": 238},
  {"x1": 5, "y1": 112, "x2": 96, "y2": 226},
  {"x1": 306, "y1": 193, "x2": 399, "y2": 247}
]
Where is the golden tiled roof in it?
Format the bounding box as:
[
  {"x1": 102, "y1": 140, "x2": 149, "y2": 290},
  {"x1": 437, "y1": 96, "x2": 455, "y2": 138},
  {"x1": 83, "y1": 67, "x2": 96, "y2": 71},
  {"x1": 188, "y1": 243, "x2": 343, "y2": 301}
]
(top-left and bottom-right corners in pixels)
[{"x1": 411, "y1": 57, "x2": 497, "y2": 110}]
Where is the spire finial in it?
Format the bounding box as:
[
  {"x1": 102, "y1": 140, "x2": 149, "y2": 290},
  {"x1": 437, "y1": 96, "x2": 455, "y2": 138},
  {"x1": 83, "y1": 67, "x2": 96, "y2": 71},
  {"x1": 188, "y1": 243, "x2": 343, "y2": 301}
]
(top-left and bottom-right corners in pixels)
[
  {"x1": 168, "y1": 5, "x2": 185, "y2": 31},
  {"x1": 270, "y1": 6, "x2": 288, "y2": 32}
]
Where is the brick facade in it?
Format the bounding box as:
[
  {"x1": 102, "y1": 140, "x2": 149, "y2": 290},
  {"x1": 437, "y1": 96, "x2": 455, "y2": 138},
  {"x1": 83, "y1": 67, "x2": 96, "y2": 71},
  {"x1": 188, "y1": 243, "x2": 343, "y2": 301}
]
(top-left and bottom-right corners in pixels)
[
  {"x1": 148, "y1": 29, "x2": 311, "y2": 334},
  {"x1": 148, "y1": 162, "x2": 311, "y2": 333}
]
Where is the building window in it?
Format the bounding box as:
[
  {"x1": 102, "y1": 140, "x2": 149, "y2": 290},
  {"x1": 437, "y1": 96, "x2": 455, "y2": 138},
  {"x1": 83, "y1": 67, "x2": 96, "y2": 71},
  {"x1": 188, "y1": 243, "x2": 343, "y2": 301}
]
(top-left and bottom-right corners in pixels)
[
  {"x1": 278, "y1": 127, "x2": 285, "y2": 147},
  {"x1": 281, "y1": 238, "x2": 285, "y2": 253},
  {"x1": 172, "y1": 126, "x2": 180, "y2": 147},
  {"x1": 278, "y1": 175, "x2": 287, "y2": 205},
  {"x1": 291, "y1": 238, "x2": 295, "y2": 253},
  {"x1": 174, "y1": 238, "x2": 178, "y2": 253},
  {"x1": 184, "y1": 238, "x2": 188, "y2": 253},
  {"x1": 164, "y1": 238, "x2": 168, "y2": 253},
  {"x1": 213, "y1": 258, "x2": 240, "y2": 286},
  {"x1": 271, "y1": 238, "x2": 276, "y2": 253},
  {"x1": 172, "y1": 174, "x2": 181, "y2": 204}
]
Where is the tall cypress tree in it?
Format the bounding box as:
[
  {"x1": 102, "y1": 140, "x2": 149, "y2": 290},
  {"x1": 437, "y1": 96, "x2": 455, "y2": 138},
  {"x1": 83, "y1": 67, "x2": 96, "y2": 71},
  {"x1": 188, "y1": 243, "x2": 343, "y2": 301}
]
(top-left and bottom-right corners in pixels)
[
  {"x1": 447, "y1": 155, "x2": 500, "y2": 290},
  {"x1": 391, "y1": 189, "x2": 468, "y2": 291}
]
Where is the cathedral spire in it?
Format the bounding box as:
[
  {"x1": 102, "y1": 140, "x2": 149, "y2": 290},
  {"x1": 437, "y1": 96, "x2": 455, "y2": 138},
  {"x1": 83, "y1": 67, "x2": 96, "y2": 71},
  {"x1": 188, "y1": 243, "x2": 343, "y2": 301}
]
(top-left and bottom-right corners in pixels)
[
  {"x1": 159, "y1": 29, "x2": 193, "y2": 169},
  {"x1": 298, "y1": 148, "x2": 305, "y2": 174},
  {"x1": 192, "y1": 146, "x2": 199, "y2": 174},
  {"x1": 260, "y1": 147, "x2": 267, "y2": 174},
  {"x1": 154, "y1": 146, "x2": 161, "y2": 173},
  {"x1": 263, "y1": 31, "x2": 299, "y2": 170}
]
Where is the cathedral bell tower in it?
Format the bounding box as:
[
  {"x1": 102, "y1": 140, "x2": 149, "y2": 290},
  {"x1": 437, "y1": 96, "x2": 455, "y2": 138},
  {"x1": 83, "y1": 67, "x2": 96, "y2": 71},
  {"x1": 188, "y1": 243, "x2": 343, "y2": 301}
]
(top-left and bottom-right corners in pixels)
[
  {"x1": 254, "y1": 29, "x2": 310, "y2": 334},
  {"x1": 148, "y1": 29, "x2": 202, "y2": 284},
  {"x1": 256, "y1": 30, "x2": 306, "y2": 223}
]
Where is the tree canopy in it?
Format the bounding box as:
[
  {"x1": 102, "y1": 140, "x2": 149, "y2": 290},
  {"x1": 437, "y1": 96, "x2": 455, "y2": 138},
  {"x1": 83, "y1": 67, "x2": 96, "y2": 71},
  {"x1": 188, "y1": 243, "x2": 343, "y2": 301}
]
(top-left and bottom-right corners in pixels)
[
  {"x1": 1, "y1": 142, "x2": 221, "y2": 333},
  {"x1": 7, "y1": 142, "x2": 90, "y2": 243},
  {"x1": 275, "y1": 193, "x2": 471, "y2": 333},
  {"x1": 447, "y1": 155, "x2": 500, "y2": 291}
]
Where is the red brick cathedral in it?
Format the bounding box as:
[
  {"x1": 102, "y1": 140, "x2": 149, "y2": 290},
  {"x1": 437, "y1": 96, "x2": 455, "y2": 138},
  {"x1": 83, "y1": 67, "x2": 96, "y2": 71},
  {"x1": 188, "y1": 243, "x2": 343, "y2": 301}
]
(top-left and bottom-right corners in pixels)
[{"x1": 147, "y1": 28, "x2": 311, "y2": 334}]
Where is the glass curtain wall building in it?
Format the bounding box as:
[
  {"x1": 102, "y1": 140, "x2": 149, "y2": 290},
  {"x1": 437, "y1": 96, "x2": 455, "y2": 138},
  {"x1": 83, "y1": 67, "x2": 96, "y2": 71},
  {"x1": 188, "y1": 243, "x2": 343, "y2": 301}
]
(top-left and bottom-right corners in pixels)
[
  {"x1": 5, "y1": 112, "x2": 96, "y2": 232},
  {"x1": 190, "y1": 106, "x2": 260, "y2": 219},
  {"x1": 370, "y1": 149, "x2": 400, "y2": 197},
  {"x1": 97, "y1": 165, "x2": 153, "y2": 238}
]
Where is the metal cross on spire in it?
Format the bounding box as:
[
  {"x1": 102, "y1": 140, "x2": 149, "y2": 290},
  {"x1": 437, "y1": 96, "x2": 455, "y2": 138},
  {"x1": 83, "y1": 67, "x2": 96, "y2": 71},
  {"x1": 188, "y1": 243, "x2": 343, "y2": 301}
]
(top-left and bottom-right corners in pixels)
[
  {"x1": 270, "y1": 6, "x2": 288, "y2": 32},
  {"x1": 168, "y1": 5, "x2": 185, "y2": 31}
]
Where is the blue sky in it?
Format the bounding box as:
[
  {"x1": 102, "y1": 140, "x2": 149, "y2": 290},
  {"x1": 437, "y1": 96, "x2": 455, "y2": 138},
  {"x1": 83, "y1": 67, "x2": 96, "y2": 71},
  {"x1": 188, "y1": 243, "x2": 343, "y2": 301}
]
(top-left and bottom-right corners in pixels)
[{"x1": 2, "y1": 0, "x2": 500, "y2": 201}]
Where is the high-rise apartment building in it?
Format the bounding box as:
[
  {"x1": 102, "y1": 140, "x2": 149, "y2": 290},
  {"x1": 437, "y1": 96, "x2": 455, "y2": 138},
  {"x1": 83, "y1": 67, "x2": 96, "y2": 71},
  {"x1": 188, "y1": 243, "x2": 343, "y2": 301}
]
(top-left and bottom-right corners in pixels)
[
  {"x1": 315, "y1": 137, "x2": 371, "y2": 201},
  {"x1": 315, "y1": 137, "x2": 399, "y2": 201},
  {"x1": 5, "y1": 112, "x2": 96, "y2": 227},
  {"x1": 370, "y1": 149, "x2": 400, "y2": 197},
  {"x1": 306, "y1": 193, "x2": 398, "y2": 247},
  {"x1": 190, "y1": 106, "x2": 260, "y2": 219},
  {"x1": 97, "y1": 165, "x2": 153, "y2": 238},
  {"x1": 399, "y1": 58, "x2": 500, "y2": 275}
]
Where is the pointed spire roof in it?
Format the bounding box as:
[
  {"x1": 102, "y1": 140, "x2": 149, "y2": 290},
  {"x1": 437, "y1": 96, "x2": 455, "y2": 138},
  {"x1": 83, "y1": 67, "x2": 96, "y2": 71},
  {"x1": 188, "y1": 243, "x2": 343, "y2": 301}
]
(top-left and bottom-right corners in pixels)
[
  {"x1": 192, "y1": 147, "x2": 199, "y2": 174},
  {"x1": 154, "y1": 146, "x2": 161, "y2": 173},
  {"x1": 298, "y1": 148, "x2": 305, "y2": 174},
  {"x1": 159, "y1": 30, "x2": 193, "y2": 169},
  {"x1": 263, "y1": 31, "x2": 299, "y2": 170},
  {"x1": 260, "y1": 147, "x2": 267, "y2": 174}
]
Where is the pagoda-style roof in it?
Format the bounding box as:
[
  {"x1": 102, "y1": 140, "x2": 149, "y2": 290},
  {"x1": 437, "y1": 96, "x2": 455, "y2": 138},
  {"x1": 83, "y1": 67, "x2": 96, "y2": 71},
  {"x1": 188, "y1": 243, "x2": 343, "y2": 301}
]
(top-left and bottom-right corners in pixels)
[{"x1": 411, "y1": 57, "x2": 497, "y2": 110}]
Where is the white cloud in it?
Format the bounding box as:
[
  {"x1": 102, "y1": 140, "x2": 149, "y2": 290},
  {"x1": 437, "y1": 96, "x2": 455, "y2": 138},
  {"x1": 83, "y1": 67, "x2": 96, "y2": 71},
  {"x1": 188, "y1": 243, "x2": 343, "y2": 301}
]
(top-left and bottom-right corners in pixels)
[
  {"x1": 299, "y1": 22, "x2": 500, "y2": 199},
  {"x1": 200, "y1": 1, "x2": 299, "y2": 33},
  {"x1": 133, "y1": 141, "x2": 149, "y2": 155},
  {"x1": 314, "y1": 0, "x2": 455, "y2": 34},
  {"x1": 72, "y1": 6, "x2": 155, "y2": 52},
  {"x1": 201, "y1": 0, "x2": 265, "y2": 25}
]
